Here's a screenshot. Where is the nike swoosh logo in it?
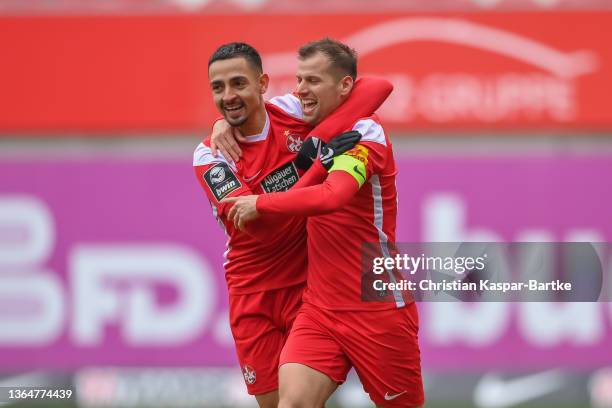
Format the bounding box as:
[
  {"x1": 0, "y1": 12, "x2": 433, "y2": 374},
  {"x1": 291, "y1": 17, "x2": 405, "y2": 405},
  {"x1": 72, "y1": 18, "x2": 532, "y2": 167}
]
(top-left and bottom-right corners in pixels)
[
  {"x1": 243, "y1": 170, "x2": 262, "y2": 182},
  {"x1": 320, "y1": 149, "x2": 334, "y2": 162},
  {"x1": 384, "y1": 390, "x2": 407, "y2": 400},
  {"x1": 474, "y1": 370, "x2": 566, "y2": 408},
  {"x1": 353, "y1": 165, "x2": 366, "y2": 180}
]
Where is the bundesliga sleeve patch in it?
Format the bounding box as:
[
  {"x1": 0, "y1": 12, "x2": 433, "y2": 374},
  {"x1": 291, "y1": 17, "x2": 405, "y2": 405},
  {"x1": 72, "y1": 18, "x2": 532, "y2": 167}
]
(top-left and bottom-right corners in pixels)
[
  {"x1": 260, "y1": 162, "x2": 299, "y2": 193},
  {"x1": 203, "y1": 162, "x2": 242, "y2": 202}
]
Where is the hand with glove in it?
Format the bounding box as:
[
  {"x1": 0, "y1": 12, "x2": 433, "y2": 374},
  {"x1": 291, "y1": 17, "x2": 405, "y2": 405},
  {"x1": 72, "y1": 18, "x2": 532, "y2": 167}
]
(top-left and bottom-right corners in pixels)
[{"x1": 295, "y1": 131, "x2": 362, "y2": 171}]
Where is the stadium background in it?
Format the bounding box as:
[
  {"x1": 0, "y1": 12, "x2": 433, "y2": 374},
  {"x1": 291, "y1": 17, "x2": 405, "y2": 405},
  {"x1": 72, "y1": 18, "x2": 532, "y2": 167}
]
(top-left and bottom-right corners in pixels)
[{"x1": 1, "y1": 0, "x2": 611, "y2": 407}]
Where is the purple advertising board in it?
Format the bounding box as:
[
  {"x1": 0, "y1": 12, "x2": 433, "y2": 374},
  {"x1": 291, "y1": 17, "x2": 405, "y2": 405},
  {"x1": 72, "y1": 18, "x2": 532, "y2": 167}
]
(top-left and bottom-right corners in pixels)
[{"x1": 0, "y1": 154, "x2": 611, "y2": 371}]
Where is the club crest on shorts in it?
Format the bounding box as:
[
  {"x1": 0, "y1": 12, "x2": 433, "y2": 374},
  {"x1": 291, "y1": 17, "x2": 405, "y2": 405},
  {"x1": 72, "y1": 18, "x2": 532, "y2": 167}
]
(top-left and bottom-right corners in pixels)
[
  {"x1": 243, "y1": 365, "x2": 256, "y2": 385},
  {"x1": 284, "y1": 130, "x2": 303, "y2": 153}
]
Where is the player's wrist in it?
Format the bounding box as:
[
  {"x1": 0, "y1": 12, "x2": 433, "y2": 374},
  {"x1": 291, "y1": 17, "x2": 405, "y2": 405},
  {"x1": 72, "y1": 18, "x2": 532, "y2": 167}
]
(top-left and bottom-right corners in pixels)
[
  {"x1": 255, "y1": 195, "x2": 266, "y2": 213},
  {"x1": 312, "y1": 159, "x2": 325, "y2": 172},
  {"x1": 256, "y1": 193, "x2": 283, "y2": 214}
]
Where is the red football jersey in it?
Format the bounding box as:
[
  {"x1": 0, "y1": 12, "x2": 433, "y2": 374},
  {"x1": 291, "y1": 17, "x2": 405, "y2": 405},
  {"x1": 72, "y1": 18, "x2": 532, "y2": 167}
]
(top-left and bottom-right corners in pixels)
[
  {"x1": 194, "y1": 97, "x2": 311, "y2": 294},
  {"x1": 304, "y1": 117, "x2": 406, "y2": 310},
  {"x1": 257, "y1": 116, "x2": 408, "y2": 310}
]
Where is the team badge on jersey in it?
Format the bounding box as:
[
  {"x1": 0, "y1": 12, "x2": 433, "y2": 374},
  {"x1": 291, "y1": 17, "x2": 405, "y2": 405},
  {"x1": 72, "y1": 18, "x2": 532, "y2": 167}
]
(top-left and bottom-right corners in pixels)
[
  {"x1": 203, "y1": 162, "x2": 242, "y2": 202},
  {"x1": 261, "y1": 162, "x2": 299, "y2": 193},
  {"x1": 242, "y1": 365, "x2": 256, "y2": 385},
  {"x1": 284, "y1": 130, "x2": 304, "y2": 153}
]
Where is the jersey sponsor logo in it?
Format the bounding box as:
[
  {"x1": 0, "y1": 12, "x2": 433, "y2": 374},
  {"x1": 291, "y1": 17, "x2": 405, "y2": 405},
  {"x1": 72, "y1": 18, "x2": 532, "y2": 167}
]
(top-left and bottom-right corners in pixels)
[
  {"x1": 261, "y1": 161, "x2": 299, "y2": 193},
  {"x1": 242, "y1": 365, "x2": 256, "y2": 385},
  {"x1": 284, "y1": 129, "x2": 304, "y2": 153},
  {"x1": 203, "y1": 163, "x2": 242, "y2": 201},
  {"x1": 344, "y1": 144, "x2": 369, "y2": 166}
]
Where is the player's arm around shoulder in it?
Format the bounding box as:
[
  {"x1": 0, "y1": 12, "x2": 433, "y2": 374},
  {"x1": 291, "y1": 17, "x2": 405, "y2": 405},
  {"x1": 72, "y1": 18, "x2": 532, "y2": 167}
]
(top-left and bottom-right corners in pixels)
[
  {"x1": 268, "y1": 93, "x2": 303, "y2": 120},
  {"x1": 329, "y1": 117, "x2": 389, "y2": 188},
  {"x1": 207, "y1": 119, "x2": 247, "y2": 163}
]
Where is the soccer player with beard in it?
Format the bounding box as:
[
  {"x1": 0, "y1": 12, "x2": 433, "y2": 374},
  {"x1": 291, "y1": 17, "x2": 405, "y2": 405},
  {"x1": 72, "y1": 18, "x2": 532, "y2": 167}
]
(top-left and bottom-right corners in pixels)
[
  {"x1": 225, "y1": 39, "x2": 424, "y2": 408},
  {"x1": 194, "y1": 42, "x2": 392, "y2": 408}
]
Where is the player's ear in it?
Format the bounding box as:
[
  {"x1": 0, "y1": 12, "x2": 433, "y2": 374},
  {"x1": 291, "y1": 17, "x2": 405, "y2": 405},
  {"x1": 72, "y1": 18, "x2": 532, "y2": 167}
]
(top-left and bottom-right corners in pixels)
[
  {"x1": 339, "y1": 75, "x2": 354, "y2": 98},
  {"x1": 259, "y1": 73, "x2": 270, "y2": 95}
]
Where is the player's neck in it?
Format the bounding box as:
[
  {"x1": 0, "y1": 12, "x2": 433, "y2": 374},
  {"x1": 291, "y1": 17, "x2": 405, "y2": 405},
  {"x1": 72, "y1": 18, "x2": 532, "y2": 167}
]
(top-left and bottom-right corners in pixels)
[{"x1": 239, "y1": 107, "x2": 267, "y2": 137}]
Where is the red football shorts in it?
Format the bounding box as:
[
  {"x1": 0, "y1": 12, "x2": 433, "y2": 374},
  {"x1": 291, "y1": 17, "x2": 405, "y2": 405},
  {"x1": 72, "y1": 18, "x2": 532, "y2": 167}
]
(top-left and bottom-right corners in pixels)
[
  {"x1": 279, "y1": 302, "x2": 424, "y2": 407},
  {"x1": 229, "y1": 282, "x2": 305, "y2": 395}
]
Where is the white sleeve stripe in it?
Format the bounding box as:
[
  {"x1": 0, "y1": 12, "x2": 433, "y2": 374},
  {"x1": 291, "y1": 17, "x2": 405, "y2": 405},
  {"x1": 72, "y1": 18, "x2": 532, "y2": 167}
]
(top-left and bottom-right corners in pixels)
[
  {"x1": 269, "y1": 94, "x2": 303, "y2": 119},
  {"x1": 193, "y1": 142, "x2": 233, "y2": 168},
  {"x1": 352, "y1": 119, "x2": 386, "y2": 146}
]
